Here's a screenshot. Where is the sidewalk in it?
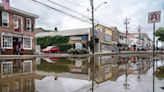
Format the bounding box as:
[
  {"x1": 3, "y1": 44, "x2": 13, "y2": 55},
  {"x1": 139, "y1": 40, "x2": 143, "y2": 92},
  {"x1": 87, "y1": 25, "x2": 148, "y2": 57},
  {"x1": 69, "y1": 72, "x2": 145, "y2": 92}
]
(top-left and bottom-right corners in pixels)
[{"x1": 0, "y1": 51, "x2": 163, "y2": 59}]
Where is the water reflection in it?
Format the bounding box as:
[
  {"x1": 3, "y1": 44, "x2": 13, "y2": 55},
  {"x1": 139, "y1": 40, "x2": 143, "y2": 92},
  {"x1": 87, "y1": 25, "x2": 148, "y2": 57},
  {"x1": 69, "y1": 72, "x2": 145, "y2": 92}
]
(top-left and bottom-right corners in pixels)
[
  {"x1": 0, "y1": 58, "x2": 35, "y2": 92},
  {"x1": 0, "y1": 55, "x2": 163, "y2": 92}
]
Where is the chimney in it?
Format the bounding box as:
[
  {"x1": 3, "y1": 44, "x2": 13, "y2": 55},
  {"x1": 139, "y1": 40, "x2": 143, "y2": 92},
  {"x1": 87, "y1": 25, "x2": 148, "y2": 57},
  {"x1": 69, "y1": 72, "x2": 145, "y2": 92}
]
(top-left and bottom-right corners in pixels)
[{"x1": 54, "y1": 27, "x2": 58, "y2": 31}]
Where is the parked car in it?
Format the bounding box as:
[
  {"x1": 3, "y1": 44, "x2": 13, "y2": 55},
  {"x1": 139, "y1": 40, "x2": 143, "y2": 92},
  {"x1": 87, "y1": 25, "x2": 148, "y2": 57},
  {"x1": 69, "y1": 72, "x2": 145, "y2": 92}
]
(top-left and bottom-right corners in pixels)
[{"x1": 42, "y1": 46, "x2": 60, "y2": 53}]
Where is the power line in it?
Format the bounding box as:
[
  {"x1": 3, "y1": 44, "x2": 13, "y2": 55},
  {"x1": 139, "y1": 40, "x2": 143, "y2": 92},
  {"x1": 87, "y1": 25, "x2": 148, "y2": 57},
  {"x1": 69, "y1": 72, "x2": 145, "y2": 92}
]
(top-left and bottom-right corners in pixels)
[
  {"x1": 96, "y1": 10, "x2": 124, "y2": 27},
  {"x1": 52, "y1": 3, "x2": 101, "y2": 27},
  {"x1": 62, "y1": 0, "x2": 89, "y2": 8},
  {"x1": 31, "y1": 0, "x2": 91, "y2": 24},
  {"x1": 47, "y1": 0, "x2": 91, "y2": 21},
  {"x1": 53, "y1": 8, "x2": 100, "y2": 27}
]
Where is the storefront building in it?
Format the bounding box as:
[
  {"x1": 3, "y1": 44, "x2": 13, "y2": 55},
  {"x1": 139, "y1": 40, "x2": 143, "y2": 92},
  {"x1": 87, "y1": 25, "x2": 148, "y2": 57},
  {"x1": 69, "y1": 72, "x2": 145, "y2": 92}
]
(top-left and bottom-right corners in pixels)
[
  {"x1": 0, "y1": 5, "x2": 38, "y2": 55},
  {"x1": 36, "y1": 24, "x2": 114, "y2": 53},
  {"x1": 95, "y1": 24, "x2": 113, "y2": 52}
]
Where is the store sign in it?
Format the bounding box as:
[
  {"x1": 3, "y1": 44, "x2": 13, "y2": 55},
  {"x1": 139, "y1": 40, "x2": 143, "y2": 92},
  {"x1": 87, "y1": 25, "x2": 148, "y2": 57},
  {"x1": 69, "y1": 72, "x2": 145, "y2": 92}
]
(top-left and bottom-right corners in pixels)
[
  {"x1": 75, "y1": 43, "x2": 82, "y2": 49},
  {"x1": 94, "y1": 30, "x2": 99, "y2": 36},
  {"x1": 104, "y1": 35, "x2": 111, "y2": 42},
  {"x1": 70, "y1": 36, "x2": 82, "y2": 41},
  {"x1": 82, "y1": 35, "x2": 87, "y2": 40}
]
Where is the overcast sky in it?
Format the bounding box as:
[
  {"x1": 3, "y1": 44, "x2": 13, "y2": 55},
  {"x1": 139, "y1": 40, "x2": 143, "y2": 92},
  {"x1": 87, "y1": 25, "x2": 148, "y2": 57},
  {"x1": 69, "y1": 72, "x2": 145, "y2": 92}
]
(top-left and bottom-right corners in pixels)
[{"x1": 1, "y1": 0, "x2": 164, "y2": 45}]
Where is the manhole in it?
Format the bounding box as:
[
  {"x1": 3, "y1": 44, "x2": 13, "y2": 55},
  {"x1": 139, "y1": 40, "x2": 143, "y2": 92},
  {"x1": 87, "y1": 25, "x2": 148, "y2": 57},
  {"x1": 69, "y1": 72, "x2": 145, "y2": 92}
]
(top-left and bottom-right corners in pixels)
[{"x1": 161, "y1": 87, "x2": 164, "y2": 90}]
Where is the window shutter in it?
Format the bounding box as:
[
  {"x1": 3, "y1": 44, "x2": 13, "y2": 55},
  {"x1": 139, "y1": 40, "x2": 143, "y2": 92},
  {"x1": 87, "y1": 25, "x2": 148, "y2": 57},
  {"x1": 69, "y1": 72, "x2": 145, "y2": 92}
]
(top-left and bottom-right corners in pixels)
[
  {"x1": 31, "y1": 19, "x2": 34, "y2": 32},
  {"x1": 0, "y1": 11, "x2": 2, "y2": 26},
  {"x1": 24, "y1": 18, "x2": 26, "y2": 31}
]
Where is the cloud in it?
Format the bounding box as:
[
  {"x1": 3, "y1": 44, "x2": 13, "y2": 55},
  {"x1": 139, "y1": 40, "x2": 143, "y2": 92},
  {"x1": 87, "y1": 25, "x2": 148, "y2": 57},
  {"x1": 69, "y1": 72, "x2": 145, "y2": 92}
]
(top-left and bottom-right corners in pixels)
[{"x1": 1, "y1": 0, "x2": 164, "y2": 42}]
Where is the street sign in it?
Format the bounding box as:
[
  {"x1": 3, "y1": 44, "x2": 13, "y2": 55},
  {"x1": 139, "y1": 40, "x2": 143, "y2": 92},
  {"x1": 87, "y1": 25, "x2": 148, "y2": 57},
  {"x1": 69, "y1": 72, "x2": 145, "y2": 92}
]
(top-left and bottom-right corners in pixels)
[{"x1": 148, "y1": 11, "x2": 161, "y2": 23}]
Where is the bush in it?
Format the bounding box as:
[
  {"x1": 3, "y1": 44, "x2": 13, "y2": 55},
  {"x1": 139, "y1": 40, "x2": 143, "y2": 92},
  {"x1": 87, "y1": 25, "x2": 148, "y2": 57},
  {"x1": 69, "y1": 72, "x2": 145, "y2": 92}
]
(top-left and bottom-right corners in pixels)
[
  {"x1": 68, "y1": 48, "x2": 89, "y2": 54},
  {"x1": 56, "y1": 44, "x2": 72, "y2": 52},
  {"x1": 37, "y1": 35, "x2": 69, "y2": 49}
]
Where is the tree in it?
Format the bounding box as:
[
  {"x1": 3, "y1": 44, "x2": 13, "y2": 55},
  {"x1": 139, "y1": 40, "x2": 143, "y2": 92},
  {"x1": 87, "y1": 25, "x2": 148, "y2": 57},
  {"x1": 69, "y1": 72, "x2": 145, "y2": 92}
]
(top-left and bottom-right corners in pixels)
[{"x1": 155, "y1": 27, "x2": 164, "y2": 45}]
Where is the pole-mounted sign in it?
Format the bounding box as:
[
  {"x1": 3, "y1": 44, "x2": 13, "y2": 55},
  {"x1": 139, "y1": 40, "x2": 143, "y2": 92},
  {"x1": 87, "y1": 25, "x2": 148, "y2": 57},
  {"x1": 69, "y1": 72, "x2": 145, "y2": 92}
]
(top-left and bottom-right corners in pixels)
[
  {"x1": 148, "y1": 11, "x2": 161, "y2": 23},
  {"x1": 148, "y1": 10, "x2": 161, "y2": 92}
]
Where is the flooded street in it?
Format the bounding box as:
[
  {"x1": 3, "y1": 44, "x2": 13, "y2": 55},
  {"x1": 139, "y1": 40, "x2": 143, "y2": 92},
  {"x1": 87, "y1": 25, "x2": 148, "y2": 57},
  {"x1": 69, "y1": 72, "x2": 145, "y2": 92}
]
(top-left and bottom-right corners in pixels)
[{"x1": 0, "y1": 55, "x2": 164, "y2": 92}]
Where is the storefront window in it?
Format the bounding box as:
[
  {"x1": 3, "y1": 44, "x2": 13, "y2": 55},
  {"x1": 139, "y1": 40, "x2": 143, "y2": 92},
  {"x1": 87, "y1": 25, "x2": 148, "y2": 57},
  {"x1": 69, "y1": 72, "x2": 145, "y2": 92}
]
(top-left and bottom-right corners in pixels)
[
  {"x1": 2, "y1": 34, "x2": 12, "y2": 49},
  {"x1": 23, "y1": 36, "x2": 32, "y2": 49}
]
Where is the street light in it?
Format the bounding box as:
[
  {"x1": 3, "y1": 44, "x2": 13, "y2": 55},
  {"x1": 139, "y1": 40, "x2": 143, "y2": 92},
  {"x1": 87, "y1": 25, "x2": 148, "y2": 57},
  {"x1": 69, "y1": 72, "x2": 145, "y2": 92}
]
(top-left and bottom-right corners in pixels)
[
  {"x1": 94, "y1": 2, "x2": 108, "y2": 11},
  {"x1": 87, "y1": 1, "x2": 108, "y2": 12}
]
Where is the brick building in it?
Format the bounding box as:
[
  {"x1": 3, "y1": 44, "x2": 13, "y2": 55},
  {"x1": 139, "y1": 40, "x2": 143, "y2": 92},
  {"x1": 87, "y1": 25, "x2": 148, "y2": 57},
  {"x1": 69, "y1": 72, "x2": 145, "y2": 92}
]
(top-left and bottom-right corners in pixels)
[{"x1": 0, "y1": 4, "x2": 38, "y2": 55}]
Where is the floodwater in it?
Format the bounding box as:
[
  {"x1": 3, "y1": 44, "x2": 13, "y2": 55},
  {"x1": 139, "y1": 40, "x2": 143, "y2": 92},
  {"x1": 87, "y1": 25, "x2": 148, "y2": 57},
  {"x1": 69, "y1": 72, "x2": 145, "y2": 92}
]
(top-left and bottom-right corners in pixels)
[{"x1": 0, "y1": 55, "x2": 163, "y2": 92}]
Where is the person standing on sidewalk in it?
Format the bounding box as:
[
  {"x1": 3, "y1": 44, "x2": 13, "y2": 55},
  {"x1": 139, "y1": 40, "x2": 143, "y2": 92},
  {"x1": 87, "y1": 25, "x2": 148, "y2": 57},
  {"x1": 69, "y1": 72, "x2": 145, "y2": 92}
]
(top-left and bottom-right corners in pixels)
[{"x1": 16, "y1": 45, "x2": 19, "y2": 55}]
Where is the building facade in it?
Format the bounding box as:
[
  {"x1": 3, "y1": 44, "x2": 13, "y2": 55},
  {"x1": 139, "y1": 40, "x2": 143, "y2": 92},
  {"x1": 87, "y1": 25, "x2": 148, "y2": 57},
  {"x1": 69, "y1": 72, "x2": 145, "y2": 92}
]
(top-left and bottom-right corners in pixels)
[
  {"x1": 127, "y1": 33, "x2": 152, "y2": 51},
  {"x1": 36, "y1": 24, "x2": 114, "y2": 53},
  {"x1": 95, "y1": 24, "x2": 113, "y2": 52},
  {"x1": 117, "y1": 31, "x2": 127, "y2": 50},
  {"x1": 0, "y1": 5, "x2": 38, "y2": 55}
]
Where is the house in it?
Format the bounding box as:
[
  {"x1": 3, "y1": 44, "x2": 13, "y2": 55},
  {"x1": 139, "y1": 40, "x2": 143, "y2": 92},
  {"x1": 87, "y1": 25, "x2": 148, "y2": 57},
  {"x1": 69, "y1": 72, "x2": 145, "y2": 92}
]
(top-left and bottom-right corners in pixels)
[
  {"x1": 118, "y1": 31, "x2": 127, "y2": 50},
  {"x1": 127, "y1": 33, "x2": 152, "y2": 51},
  {"x1": 0, "y1": 4, "x2": 38, "y2": 55}
]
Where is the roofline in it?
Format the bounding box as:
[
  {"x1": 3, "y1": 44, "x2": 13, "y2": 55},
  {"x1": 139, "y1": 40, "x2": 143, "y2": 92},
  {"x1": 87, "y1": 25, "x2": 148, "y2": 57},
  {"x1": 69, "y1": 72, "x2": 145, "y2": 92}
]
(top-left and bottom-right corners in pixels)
[
  {"x1": 95, "y1": 24, "x2": 113, "y2": 30},
  {"x1": 0, "y1": 3, "x2": 39, "y2": 18}
]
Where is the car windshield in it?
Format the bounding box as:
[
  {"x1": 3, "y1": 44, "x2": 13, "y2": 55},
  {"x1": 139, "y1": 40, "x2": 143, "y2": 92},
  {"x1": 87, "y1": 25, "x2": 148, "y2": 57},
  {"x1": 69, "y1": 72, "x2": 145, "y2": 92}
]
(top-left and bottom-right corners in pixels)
[{"x1": 46, "y1": 46, "x2": 57, "y2": 49}]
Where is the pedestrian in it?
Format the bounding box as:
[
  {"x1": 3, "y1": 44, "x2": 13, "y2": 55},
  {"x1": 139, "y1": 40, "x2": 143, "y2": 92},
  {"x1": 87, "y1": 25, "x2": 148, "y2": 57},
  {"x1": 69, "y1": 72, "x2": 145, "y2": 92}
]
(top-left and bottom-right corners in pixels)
[{"x1": 16, "y1": 45, "x2": 19, "y2": 55}]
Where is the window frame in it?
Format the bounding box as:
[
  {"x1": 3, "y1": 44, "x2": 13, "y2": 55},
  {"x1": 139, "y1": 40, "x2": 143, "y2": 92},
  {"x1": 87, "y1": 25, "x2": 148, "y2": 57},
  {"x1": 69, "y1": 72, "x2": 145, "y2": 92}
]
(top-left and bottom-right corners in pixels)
[
  {"x1": 1, "y1": 61, "x2": 13, "y2": 77},
  {"x1": 13, "y1": 15, "x2": 23, "y2": 33},
  {"x1": 26, "y1": 18, "x2": 32, "y2": 31},
  {"x1": 2, "y1": 11, "x2": 9, "y2": 27},
  {"x1": 1, "y1": 33, "x2": 13, "y2": 49},
  {"x1": 23, "y1": 36, "x2": 32, "y2": 50},
  {"x1": 23, "y1": 60, "x2": 32, "y2": 73}
]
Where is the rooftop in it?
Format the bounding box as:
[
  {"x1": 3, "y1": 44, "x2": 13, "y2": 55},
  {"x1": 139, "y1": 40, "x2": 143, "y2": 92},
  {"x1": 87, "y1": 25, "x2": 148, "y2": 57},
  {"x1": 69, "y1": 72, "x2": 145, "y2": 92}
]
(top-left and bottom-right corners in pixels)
[
  {"x1": 36, "y1": 28, "x2": 91, "y2": 37},
  {"x1": 0, "y1": 3, "x2": 39, "y2": 18}
]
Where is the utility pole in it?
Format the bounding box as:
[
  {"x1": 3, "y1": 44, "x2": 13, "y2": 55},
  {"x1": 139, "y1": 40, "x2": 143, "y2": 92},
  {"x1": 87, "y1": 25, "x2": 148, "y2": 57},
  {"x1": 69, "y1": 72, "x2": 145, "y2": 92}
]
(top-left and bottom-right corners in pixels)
[
  {"x1": 124, "y1": 18, "x2": 130, "y2": 50},
  {"x1": 138, "y1": 25, "x2": 141, "y2": 48},
  {"x1": 90, "y1": 1, "x2": 95, "y2": 92},
  {"x1": 90, "y1": 0, "x2": 95, "y2": 54}
]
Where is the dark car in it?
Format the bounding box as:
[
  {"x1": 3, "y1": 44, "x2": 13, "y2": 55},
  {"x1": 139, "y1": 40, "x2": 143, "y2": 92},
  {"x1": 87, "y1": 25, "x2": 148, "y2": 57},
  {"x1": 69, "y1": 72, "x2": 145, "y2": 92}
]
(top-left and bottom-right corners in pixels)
[{"x1": 42, "y1": 46, "x2": 60, "y2": 53}]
